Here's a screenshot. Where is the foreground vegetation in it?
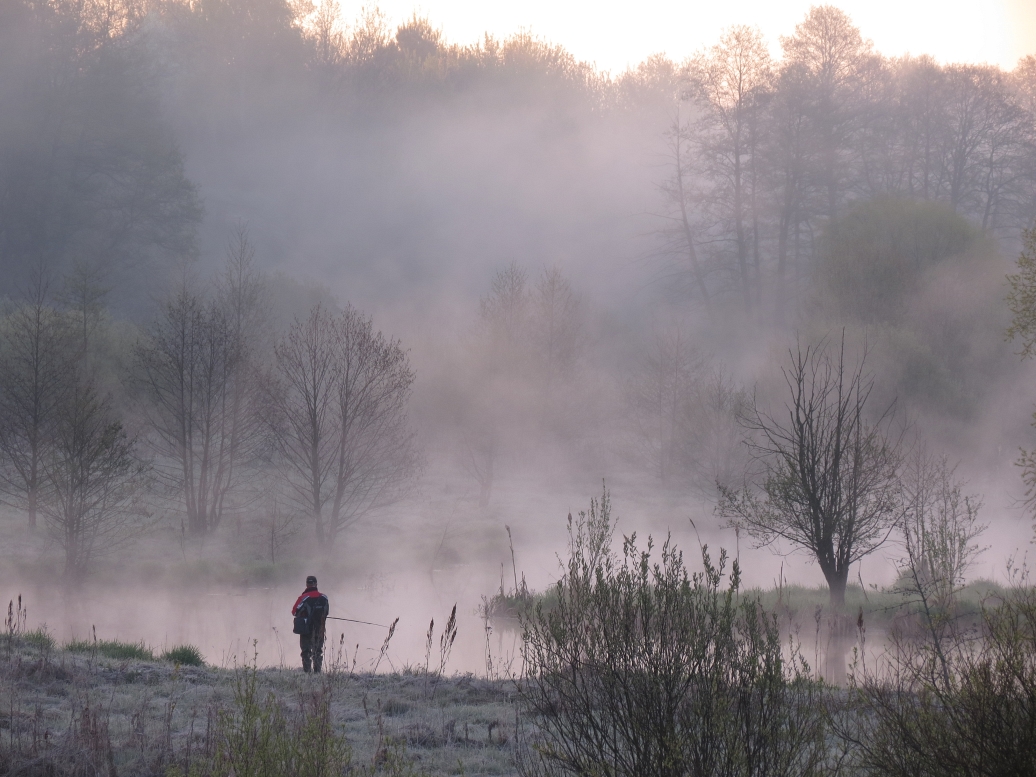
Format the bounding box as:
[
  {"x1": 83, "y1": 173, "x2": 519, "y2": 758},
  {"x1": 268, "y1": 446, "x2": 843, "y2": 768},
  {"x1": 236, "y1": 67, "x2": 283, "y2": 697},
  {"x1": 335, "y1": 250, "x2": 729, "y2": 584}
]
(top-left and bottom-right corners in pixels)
[
  {"x1": 510, "y1": 491, "x2": 1036, "y2": 777},
  {"x1": 1, "y1": 627, "x2": 517, "y2": 776}
]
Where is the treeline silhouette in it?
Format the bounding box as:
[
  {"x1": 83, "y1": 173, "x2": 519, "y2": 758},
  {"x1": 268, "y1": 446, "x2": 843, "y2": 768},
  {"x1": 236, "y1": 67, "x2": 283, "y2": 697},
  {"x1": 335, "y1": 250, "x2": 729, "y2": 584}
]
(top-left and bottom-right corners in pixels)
[{"x1": 1, "y1": 1, "x2": 1033, "y2": 313}]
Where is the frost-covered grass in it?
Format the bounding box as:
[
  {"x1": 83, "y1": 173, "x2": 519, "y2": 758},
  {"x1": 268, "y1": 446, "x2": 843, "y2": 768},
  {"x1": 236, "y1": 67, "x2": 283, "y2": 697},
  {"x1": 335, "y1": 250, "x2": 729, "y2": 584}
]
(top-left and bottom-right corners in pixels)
[{"x1": 0, "y1": 629, "x2": 518, "y2": 776}]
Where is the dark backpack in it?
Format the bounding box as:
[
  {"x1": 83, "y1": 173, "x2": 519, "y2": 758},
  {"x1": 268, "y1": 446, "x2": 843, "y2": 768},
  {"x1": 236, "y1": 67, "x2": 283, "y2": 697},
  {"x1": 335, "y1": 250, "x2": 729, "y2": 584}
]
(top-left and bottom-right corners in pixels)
[{"x1": 293, "y1": 595, "x2": 328, "y2": 636}]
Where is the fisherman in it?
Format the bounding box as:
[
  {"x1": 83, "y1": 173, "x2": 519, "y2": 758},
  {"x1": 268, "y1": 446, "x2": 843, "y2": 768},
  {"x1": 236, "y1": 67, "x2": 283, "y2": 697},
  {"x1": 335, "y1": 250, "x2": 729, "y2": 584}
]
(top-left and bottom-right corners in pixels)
[{"x1": 292, "y1": 575, "x2": 329, "y2": 673}]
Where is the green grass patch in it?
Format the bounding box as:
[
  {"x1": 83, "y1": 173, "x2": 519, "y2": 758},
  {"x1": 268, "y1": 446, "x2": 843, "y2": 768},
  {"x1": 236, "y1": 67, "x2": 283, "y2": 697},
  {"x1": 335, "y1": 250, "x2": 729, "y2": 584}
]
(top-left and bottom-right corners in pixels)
[
  {"x1": 65, "y1": 637, "x2": 154, "y2": 661},
  {"x1": 482, "y1": 586, "x2": 559, "y2": 623},
  {"x1": 161, "y1": 644, "x2": 205, "y2": 666},
  {"x1": 22, "y1": 627, "x2": 55, "y2": 651},
  {"x1": 488, "y1": 579, "x2": 1017, "y2": 630}
]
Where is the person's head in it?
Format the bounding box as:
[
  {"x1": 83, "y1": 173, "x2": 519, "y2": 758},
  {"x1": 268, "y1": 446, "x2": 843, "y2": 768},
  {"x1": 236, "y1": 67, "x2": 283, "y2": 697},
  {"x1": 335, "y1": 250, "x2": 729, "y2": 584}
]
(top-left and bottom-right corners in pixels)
[{"x1": 306, "y1": 575, "x2": 317, "y2": 588}]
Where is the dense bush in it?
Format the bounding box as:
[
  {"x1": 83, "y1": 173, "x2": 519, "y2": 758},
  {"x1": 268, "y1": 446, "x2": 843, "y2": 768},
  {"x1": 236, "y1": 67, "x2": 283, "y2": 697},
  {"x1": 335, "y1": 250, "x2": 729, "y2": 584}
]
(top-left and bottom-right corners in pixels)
[
  {"x1": 837, "y1": 584, "x2": 1036, "y2": 776},
  {"x1": 815, "y1": 197, "x2": 980, "y2": 325},
  {"x1": 516, "y1": 489, "x2": 828, "y2": 777}
]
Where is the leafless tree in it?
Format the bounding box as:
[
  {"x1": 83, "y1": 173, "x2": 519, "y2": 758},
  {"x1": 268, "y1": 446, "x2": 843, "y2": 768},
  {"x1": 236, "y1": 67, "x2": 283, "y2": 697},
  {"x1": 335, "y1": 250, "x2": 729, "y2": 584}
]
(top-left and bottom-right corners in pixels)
[
  {"x1": 0, "y1": 272, "x2": 72, "y2": 529},
  {"x1": 213, "y1": 228, "x2": 273, "y2": 497},
  {"x1": 461, "y1": 424, "x2": 496, "y2": 509},
  {"x1": 248, "y1": 494, "x2": 301, "y2": 564},
  {"x1": 686, "y1": 25, "x2": 772, "y2": 313},
  {"x1": 763, "y1": 61, "x2": 812, "y2": 323},
  {"x1": 134, "y1": 234, "x2": 269, "y2": 536},
  {"x1": 658, "y1": 105, "x2": 712, "y2": 309},
  {"x1": 625, "y1": 321, "x2": 705, "y2": 486},
  {"x1": 478, "y1": 262, "x2": 531, "y2": 356},
  {"x1": 217, "y1": 227, "x2": 271, "y2": 356},
  {"x1": 312, "y1": 0, "x2": 345, "y2": 67},
  {"x1": 681, "y1": 369, "x2": 755, "y2": 497},
  {"x1": 719, "y1": 335, "x2": 901, "y2": 606},
  {"x1": 269, "y1": 304, "x2": 337, "y2": 539},
  {"x1": 345, "y1": 4, "x2": 391, "y2": 64},
  {"x1": 56, "y1": 258, "x2": 110, "y2": 362},
  {"x1": 898, "y1": 443, "x2": 985, "y2": 613},
  {"x1": 531, "y1": 265, "x2": 582, "y2": 405},
  {"x1": 41, "y1": 369, "x2": 149, "y2": 581},
  {"x1": 457, "y1": 262, "x2": 533, "y2": 501},
  {"x1": 780, "y1": 5, "x2": 876, "y2": 222},
  {"x1": 271, "y1": 303, "x2": 418, "y2": 547}
]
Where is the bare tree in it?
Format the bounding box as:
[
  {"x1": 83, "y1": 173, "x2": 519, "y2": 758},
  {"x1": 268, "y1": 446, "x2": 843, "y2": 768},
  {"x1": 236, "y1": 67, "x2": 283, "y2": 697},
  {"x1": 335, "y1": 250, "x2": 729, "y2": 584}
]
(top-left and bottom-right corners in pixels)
[
  {"x1": 625, "y1": 321, "x2": 705, "y2": 486},
  {"x1": 681, "y1": 369, "x2": 755, "y2": 497},
  {"x1": 658, "y1": 105, "x2": 712, "y2": 309},
  {"x1": 762, "y1": 61, "x2": 811, "y2": 323},
  {"x1": 271, "y1": 304, "x2": 418, "y2": 546},
  {"x1": 0, "y1": 272, "x2": 72, "y2": 529},
  {"x1": 312, "y1": 0, "x2": 345, "y2": 67},
  {"x1": 899, "y1": 443, "x2": 985, "y2": 613},
  {"x1": 217, "y1": 227, "x2": 271, "y2": 356},
  {"x1": 461, "y1": 424, "x2": 496, "y2": 509},
  {"x1": 457, "y1": 262, "x2": 534, "y2": 501},
  {"x1": 686, "y1": 25, "x2": 772, "y2": 313},
  {"x1": 42, "y1": 369, "x2": 149, "y2": 581},
  {"x1": 1007, "y1": 227, "x2": 1036, "y2": 533},
  {"x1": 531, "y1": 265, "x2": 582, "y2": 405},
  {"x1": 780, "y1": 5, "x2": 875, "y2": 222},
  {"x1": 56, "y1": 258, "x2": 110, "y2": 362},
  {"x1": 719, "y1": 335, "x2": 901, "y2": 606},
  {"x1": 269, "y1": 304, "x2": 338, "y2": 540},
  {"x1": 478, "y1": 262, "x2": 531, "y2": 357},
  {"x1": 213, "y1": 229, "x2": 273, "y2": 511},
  {"x1": 134, "y1": 236, "x2": 268, "y2": 536},
  {"x1": 345, "y1": 4, "x2": 391, "y2": 64}
]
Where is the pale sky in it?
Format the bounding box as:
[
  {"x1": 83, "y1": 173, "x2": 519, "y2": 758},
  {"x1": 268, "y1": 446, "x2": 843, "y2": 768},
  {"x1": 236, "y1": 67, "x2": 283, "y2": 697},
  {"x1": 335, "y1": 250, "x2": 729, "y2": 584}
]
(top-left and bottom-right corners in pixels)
[{"x1": 360, "y1": 0, "x2": 1036, "y2": 73}]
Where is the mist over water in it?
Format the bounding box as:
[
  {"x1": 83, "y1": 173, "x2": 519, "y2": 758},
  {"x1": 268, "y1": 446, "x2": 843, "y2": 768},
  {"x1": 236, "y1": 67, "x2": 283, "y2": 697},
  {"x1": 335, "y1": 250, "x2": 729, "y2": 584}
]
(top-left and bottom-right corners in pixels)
[
  {"x1": 3, "y1": 461, "x2": 1030, "y2": 674},
  {"x1": 0, "y1": 0, "x2": 1035, "y2": 685}
]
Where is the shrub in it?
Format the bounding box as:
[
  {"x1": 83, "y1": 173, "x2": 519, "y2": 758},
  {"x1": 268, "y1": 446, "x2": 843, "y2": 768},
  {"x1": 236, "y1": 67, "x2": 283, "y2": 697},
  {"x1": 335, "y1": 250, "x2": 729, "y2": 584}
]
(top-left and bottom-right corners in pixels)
[
  {"x1": 168, "y1": 647, "x2": 351, "y2": 777},
  {"x1": 516, "y1": 488, "x2": 828, "y2": 777},
  {"x1": 838, "y1": 584, "x2": 1036, "y2": 776},
  {"x1": 815, "y1": 196, "x2": 979, "y2": 325},
  {"x1": 162, "y1": 644, "x2": 206, "y2": 666}
]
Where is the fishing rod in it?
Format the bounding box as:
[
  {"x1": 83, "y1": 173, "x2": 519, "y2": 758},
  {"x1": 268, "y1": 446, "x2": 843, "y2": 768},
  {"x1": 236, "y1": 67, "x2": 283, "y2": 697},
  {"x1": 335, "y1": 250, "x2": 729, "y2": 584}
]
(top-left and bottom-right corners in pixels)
[{"x1": 325, "y1": 616, "x2": 392, "y2": 628}]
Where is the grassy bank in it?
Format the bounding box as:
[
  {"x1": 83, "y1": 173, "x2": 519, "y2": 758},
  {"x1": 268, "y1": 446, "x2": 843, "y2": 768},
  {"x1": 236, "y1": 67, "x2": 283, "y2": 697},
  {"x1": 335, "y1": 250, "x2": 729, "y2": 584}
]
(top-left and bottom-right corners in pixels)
[
  {"x1": 484, "y1": 578, "x2": 1012, "y2": 631},
  {"x1": 1, "y1": 628, "x2": 517, "y2": 776}
]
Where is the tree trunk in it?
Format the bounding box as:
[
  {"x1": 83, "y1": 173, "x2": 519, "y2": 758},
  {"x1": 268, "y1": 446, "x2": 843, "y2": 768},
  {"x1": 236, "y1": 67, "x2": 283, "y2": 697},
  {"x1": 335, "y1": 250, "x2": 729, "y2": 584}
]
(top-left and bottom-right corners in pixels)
[
  {"x1": 826, "y1": 569, "x2": 849, "y2": 608},
  {"x1": 775, "y1": 213, "x2": 789, "y2": 325},
  {"x1": 27, "y1": 485, "x2": 37, "y2": 530}
]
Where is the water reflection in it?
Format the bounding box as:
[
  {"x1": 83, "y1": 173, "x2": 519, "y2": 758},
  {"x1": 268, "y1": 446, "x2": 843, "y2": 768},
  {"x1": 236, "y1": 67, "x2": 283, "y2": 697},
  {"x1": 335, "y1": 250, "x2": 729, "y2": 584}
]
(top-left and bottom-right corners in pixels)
[{"x1": 5, "y1": 563, "x2": 524, "y2": 676}]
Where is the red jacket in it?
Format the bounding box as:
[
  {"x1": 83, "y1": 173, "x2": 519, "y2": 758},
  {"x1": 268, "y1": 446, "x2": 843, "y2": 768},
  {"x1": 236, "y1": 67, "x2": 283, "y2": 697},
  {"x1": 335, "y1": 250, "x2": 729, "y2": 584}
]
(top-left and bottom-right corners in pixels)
[{"x1": 292, "y1": 587, "x2": 328, "y2": 616}]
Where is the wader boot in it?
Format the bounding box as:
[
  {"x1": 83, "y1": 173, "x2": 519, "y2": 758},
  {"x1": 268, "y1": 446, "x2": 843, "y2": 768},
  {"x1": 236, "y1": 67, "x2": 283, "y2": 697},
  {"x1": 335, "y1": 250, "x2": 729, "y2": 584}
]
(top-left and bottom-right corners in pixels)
[{"x1": 312, "y1": 625, "x2": 325, "y2": 673}]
